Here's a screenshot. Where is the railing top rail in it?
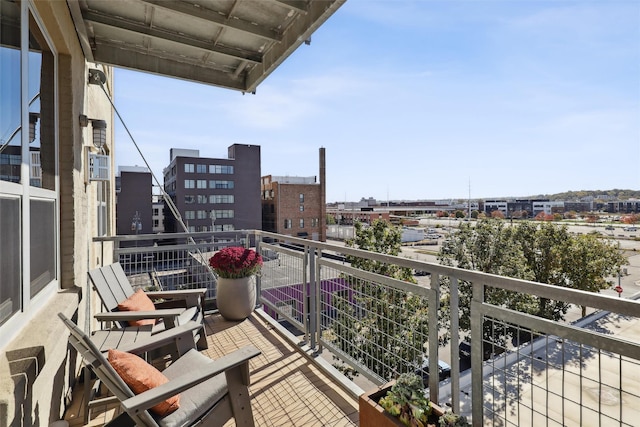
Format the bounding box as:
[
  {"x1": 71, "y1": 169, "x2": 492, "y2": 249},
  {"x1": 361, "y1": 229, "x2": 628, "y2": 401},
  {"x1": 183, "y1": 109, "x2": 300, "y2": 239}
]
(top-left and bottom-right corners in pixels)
[
  {"x1": 318, "y1": 257, "x2": 434, "y2": 298},
  {"x1": 93, "y1": 230, "x2": 254, "y2": 243},
  {"x1": 102, "y1": 229, "x2": 640, "y2": 318}
]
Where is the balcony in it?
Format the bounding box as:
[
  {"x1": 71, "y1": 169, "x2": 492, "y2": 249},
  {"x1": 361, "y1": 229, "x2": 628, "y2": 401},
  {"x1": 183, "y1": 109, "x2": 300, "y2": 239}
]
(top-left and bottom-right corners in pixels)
[{"x1": 75, "y1": 230, "x2": 640, "y2": 426}]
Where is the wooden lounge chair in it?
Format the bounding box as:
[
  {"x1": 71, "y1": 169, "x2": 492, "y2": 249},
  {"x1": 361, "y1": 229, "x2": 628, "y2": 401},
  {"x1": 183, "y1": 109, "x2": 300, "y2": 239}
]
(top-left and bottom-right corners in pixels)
[
  {"x1": 89, "y1": 262, "x2": 209, "y2": 349},
  {"x1": 59, "y1": 313, "x2": 261, "y2": 427}
]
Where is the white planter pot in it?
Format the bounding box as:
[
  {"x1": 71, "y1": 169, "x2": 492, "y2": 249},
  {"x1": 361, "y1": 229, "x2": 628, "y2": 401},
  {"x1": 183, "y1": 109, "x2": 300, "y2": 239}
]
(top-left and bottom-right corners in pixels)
[{"x1": 216, "y1": 276, "x2": 257, "y2": 321}]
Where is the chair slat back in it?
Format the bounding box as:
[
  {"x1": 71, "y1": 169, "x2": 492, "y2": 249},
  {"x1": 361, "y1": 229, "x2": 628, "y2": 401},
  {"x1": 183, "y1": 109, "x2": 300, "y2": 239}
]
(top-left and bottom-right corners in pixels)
[
  {"x1": 58, "y1": 313, "x2": 158, "y2": 426},
  {"x1": 89, "y1": 263, "x2": 135, "y2": 312}
]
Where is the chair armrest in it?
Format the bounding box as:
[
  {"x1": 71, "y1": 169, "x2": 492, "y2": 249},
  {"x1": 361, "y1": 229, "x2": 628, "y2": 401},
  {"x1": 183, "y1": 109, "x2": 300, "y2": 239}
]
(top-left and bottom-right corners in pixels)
[
  {"x1": 121, "y1": 346, "x2": 261, "y2": 414},
  {"x1": 117, "y1": 321, "x2": 201, "y2": 356},
  {"x1": 95, "y1": 308, "x2": 185, "y2": 328},
  {"x1": 145, "y1": 289, "x2": 207, "y2": 308}
]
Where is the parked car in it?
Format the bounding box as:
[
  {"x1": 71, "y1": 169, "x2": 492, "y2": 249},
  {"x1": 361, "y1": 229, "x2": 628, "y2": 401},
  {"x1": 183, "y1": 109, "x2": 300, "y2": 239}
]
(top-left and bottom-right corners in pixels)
[
  {"x1": 416, "y1": 358, "x2": 451, "y2": 384},
  {"x1": 459, "y1": 342, "x2": 471, "y2": 359},
  {"x1": 623, "y1": 226, "x2": 638, "y2": 232},
  {"x1": 605, "y1": 225, "x2": 615, "y2": 230}
]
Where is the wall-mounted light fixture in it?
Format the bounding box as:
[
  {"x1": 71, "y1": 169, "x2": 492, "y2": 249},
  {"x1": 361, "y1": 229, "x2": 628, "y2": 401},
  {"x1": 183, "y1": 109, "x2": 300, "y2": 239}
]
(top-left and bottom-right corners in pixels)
[{"x1": 79, "y1": 114, "x2": 107, "y2": 150}]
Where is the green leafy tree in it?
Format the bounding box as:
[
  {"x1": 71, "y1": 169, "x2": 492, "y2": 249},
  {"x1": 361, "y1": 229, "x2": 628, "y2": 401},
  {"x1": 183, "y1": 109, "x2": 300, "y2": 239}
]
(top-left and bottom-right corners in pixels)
[
  {"x1": 439, "y1": 219, "x2": 626, "y2": 351},
  {"x1": 345, "y1": 220, "x2": 415, "y2": 282},
  {"x1": 561, "y1": 234, "x2": 626, "y2": 317},
  {"x1": 439, "y1": 220, "x2": 530, "y2": 353},
  {"x1": 329, "y1": 220, "x2": 428, "y2": 380}
]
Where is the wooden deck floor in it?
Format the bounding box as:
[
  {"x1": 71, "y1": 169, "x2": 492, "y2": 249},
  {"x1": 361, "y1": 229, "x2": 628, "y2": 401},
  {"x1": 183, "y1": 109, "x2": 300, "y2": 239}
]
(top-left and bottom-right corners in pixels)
[{"x1": 64, "y1": 312, "x2": 360, "y2": 426}]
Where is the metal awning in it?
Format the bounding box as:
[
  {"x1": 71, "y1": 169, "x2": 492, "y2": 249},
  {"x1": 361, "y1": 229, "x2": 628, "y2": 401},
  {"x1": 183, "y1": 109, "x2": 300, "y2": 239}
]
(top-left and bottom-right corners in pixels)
[{"x1": 67, "y1": 0, "x2": 345, "y2": 92}]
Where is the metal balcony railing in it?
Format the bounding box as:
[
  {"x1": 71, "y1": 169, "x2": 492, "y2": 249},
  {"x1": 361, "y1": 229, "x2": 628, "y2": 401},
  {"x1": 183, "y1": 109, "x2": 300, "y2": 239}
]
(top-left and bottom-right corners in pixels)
[{"x1": 94, "y1": 230, "x2": 640, "y2": 427}]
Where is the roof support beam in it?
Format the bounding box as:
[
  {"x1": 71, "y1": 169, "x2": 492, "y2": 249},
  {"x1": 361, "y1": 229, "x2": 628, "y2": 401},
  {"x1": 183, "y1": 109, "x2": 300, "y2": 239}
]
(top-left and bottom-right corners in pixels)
[
  {"x1": 245, "y1": 0, "x2": 345, "y2": 92},
  {"x1": 140, "y1": 0, "x2": 283, "y2": 43},
  {"x1": 83, "y1": 10, "x2": 262, "y2": 64},
  {"x1": 92, "y1": 42, "x2": 247, "y2": 91}
]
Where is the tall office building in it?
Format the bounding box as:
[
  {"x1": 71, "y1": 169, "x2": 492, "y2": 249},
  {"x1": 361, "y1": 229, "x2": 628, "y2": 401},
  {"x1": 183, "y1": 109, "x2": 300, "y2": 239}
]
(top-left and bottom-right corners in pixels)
[
  {"x1": 115, "y1": 166, "x2": 153, "y2": 236},
  {"x1": 163, "y1": 145, "x2": 261, "y2": 233}
]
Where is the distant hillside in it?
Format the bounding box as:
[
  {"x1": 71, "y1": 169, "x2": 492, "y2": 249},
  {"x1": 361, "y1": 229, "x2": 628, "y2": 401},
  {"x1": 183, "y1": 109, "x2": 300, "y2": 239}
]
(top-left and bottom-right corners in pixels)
[{"x1": 525, "y1": 189, "x2": 640, "y2": 201}]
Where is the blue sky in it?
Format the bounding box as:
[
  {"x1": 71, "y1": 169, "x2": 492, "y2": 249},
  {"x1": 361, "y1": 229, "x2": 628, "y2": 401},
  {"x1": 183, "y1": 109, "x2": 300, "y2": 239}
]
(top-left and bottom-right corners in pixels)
[{"x1": 114, "y1": 0, "x2": 640, "y2": 203}]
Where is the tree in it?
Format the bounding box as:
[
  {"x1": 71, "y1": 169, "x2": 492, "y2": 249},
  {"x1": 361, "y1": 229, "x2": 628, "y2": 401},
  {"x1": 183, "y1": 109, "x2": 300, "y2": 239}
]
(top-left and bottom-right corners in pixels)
[
  {"x1": 438, "y1": 219, "x2": 627, "y2": 351},
  {"x1": 329, "y1": 220, "x2": 427, "y2": 380},
  {"x1": 439, "y1": 220, "x2": 530, "y2": 353},
  {"x1": 490, "y1": 210, "x2": 505, "y2": 219},
  {"x1": 345, "y1": 220, "x2": 415, "y2": 282},
  {"x1": 561, "y1": 234, "x2": 626, "y2": 317}
]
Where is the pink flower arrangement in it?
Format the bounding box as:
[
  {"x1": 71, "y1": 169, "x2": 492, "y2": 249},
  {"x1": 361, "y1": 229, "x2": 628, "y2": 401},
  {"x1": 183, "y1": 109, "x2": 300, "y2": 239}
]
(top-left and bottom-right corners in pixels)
[{"x1": 209, "y1": 246, "x2": 263, "y2": 279}]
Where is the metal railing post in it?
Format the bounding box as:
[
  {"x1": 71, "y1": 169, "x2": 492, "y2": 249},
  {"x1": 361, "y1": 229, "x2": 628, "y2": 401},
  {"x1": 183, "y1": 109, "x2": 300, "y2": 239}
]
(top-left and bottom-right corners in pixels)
[
  {"x1": 471, "y1": 281, "x2": 484, "y2": 427},
  {"x1": 308, "y1": 245, "x2": 317, "y2": 351},
  {"x1": 450, "y1": 276, "x2": 460, "y2": 414},
  {"x1": 428, "y1": 274, "x2": 441, "y2": 404}
]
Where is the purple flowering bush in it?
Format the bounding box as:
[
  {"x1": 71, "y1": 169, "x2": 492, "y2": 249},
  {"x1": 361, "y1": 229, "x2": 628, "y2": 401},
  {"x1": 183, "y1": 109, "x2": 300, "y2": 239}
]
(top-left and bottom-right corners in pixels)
[{"x1": 209, "y1": 246, "x2": 263, "y2": 279}]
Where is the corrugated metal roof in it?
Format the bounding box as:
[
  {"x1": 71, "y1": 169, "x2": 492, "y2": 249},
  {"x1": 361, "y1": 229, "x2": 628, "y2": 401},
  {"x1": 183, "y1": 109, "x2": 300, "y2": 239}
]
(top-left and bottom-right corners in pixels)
[{"x1": 67, "y1": 0, "x2": 345, "y2": 92}]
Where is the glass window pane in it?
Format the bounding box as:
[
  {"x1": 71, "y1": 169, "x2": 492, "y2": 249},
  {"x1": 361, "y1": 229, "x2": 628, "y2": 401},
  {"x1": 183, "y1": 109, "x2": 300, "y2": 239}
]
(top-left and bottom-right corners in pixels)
[
  {"x1": 30, "y1": 199, "x2": 56, "y2": 297},
  {"x1": 28, "y1": 11, "x2": 55, "y2": 190},
  {"x1": 0, "y1": 0, "x2": 22, "y2": 184},
  {"x1": 0, "y1": 196, "x2": 21, "y2": 325}
]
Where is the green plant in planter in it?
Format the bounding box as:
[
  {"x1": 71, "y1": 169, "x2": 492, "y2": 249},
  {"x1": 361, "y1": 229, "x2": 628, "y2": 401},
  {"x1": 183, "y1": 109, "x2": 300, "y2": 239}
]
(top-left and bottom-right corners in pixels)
[
  {"x1": 438, "y1": 410, "x2": 469, "y2": 427},
  {"x1": 379, "y1": 373, "x2": 431, "y2": 427}
]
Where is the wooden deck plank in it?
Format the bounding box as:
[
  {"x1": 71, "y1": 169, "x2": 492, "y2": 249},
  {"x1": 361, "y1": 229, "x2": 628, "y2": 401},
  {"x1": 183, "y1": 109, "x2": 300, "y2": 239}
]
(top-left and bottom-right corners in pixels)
[{"x1": 65, "y1": 312, "x2": 359, "y2": 426}]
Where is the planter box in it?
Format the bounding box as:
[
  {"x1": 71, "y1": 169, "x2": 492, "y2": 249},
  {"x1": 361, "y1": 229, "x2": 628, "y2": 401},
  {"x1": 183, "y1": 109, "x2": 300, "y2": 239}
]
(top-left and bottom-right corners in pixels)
[{"x1": 359, "y1": 381, "x2": 445, "y2": 427}]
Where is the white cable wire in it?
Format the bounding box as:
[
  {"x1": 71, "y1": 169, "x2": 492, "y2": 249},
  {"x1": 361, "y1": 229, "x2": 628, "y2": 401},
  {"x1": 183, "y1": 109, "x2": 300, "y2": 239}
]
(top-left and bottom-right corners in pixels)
[{"x1": 97, "y1": 81, "x2": 217, "y2": 277}]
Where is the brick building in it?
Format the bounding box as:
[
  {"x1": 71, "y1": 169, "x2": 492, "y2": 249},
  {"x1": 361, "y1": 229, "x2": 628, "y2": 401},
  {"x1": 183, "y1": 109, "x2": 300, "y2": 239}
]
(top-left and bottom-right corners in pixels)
[{"x1": 261, "y1": 148, "x2": 326, "y2": 241}]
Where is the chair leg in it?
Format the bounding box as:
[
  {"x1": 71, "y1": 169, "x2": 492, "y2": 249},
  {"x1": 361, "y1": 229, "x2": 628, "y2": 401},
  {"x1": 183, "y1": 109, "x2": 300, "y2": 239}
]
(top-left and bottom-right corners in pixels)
[
  {"x1": 196, "y1": 328, "x2": 209, "y2": 350},
  {"x1": 225, "y1": 364, "x2": 255, "y2": 427}
]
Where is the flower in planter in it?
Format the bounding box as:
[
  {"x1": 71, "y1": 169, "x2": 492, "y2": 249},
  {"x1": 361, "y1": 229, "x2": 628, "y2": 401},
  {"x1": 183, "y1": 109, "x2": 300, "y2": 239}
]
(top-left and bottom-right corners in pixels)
[
  {"x1": 209, "y1": 246, "x2": 263, "y2": 279},
  {"x1": 379, "y1": 373, "x2": 431, "y2": 427}
]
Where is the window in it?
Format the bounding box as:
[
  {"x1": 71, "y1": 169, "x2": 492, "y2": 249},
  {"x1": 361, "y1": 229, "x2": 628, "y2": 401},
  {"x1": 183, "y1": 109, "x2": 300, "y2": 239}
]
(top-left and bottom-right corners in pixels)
[
  {"x1": 222, "y1": 224, "x2": 235, "y2": 231},
  {"x1": 153, "y1": 208, "x2": 159, "y2": 216},
  {"x1": 153, "y1": 219, "x2": 159, "y2": 227},
  {"x1": 0, "y1": 2, "x2": 58, "y2": 331},
  {"x1": 97, "y1": 182, "x2": 108, "y2": 236},
  {"x1": 185, "y1": 211, "x2": 195, "y2": 220},
  {"x1": 197, "y1": 210, "x2": 207, "y2": 219},
  {"x1": 184, "y1": 195, "x2": 195, "y2": 204},
  {"x1": 299, "y1": 205, "x2": 304, "y2": 212},
  {"x1": 299, "y1": 219, "x2": 305, "y2": 228},
  {"x1": 197, "y1": 195, "x2": 207, "y2": 204},
  {"x1": 211, "y1": 209, "x2": 234, "y2": 219},
  {"x1": 196, "y1": 164, "x2": 207, "y2": 173},
  {"x1": 209, "y1": 194, "x2": 234, "y2": 204},
  {"x1": 284, "y1": 219, "x2": 292, "y2": 229},
  {"x1": 209, "y1": 164, "x2": 234, "y2": 174},
  {"x1": 184, "y1": 180, "x2": 195, "y2": 189},
  {"x1": 209, "y1": 180, "x2": 234, "y2": 189},
  {"x1": 196, "y1": 180, "x2": 207, "y2": 189},
  {"x1": 311, "y1": 218, "x2": 319, "y2": 227},
  {"x1": 299, "y1": 193, "x2": 304, "y2": 203},
  {"x1": 184, "y1": 163, "x2": 194, "y2": 173}
]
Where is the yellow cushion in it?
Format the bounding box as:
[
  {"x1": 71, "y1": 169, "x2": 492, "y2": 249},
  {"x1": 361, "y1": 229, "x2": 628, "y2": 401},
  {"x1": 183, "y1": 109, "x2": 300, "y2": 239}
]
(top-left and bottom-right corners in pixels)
[
  {"x1": 108, "y1": 348, "x2": 180, "y2": 416},
  {"x1": 118, "y1": 289, "x2": 156, "y2": 326}
]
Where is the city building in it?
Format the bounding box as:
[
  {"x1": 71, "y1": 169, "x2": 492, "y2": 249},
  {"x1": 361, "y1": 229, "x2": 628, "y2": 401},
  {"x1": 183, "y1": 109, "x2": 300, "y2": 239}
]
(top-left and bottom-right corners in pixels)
[
  {"x1": 115, "y1": 166, "x2": 153, "y2": 236},
  {"x1": 162, "y1": 145, "x2": 261, "y2": 234},
  {"x1": 261, "y1": 148, "x2": 326, "y2": 241},
  {"x1": 152, "y1": 194, "x2": 166, "y2": 233}
]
